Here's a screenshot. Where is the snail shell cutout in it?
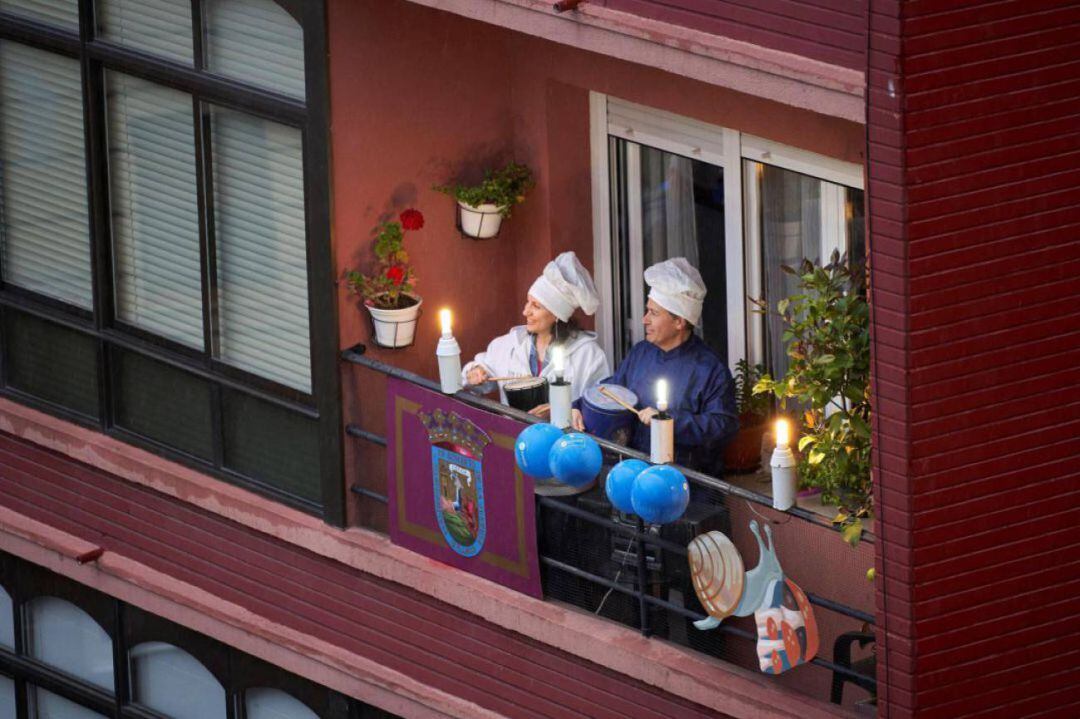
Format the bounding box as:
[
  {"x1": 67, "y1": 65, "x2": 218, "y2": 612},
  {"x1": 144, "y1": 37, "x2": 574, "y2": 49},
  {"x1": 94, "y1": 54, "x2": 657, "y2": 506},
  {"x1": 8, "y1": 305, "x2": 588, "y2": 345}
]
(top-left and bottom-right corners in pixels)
[{"x1": 688, "y1": 531, "x2": 745, "y2": 621}]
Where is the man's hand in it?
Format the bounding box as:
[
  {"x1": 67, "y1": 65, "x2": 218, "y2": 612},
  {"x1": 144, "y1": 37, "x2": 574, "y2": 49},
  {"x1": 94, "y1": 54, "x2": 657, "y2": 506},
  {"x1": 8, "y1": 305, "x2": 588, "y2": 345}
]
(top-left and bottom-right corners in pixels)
[
  {"x1": 571, "y1": 408, "x2": 585, "y2": 431},
  {"x1": 466, "y1": 366, "x2": 490, "y2": 386},
  {"x1": 528, "y1": 403, "x2": 551, "y2": 420},
  {"x1": 638, "y1": 407, "x2": 659, "y2": 426}
]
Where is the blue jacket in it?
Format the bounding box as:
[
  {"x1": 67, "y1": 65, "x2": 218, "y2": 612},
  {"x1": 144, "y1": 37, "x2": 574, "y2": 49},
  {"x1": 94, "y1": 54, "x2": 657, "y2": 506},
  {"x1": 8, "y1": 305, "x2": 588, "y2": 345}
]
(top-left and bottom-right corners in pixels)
[{"x1": 592, "y1": 335, "x2": 739, "y2": 474}]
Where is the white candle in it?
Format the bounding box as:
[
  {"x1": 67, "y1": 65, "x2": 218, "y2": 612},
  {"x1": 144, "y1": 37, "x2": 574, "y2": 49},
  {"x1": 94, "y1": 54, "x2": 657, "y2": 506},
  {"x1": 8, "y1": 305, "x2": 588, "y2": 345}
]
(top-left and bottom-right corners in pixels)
[
  {"x1": 548, "y1": 345, "x2": 571, "y2": 429},
  {"x1": 436, "y1": 308, "x2": 462, "y2": 394},
  {"x1": 551, "y1": 345, "x2": 565, "y2": 380},
  {"x1": 770, "y1": 418, "x2": 796, "y2": 511},
  {"x1": 656, "y1": 378, "x2": 669, "y2": 413},
  {"x1": 650, "y1": 378, "x2": 674, "y2": 464}
]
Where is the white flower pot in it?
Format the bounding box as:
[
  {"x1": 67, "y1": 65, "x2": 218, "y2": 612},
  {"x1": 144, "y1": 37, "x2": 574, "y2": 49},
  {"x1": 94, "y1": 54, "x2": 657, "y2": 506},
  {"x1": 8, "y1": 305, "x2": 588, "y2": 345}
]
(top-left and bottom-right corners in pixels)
[
  {"x1": 458, "y1": 201, "x2": 506, "y2": 239},
  {"x1": 367, "y1": 295, "x2": 422, "y2": 348}
]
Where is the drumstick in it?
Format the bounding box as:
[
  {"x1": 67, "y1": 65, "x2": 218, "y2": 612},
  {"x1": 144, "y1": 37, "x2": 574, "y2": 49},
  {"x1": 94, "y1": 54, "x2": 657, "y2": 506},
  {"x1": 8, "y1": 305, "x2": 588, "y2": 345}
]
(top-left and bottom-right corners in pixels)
[
  {"x1": 486, "y1": 375, "x2": 532, "y2": 382},
  {"x1": 598, "y1": 386, "x2": 645, "y2": 421}
]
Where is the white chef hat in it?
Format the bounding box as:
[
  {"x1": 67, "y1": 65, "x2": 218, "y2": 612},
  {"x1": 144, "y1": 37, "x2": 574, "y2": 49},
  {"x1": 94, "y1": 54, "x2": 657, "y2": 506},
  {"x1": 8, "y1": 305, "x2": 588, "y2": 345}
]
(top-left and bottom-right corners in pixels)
[
  {"x1": 527, "y1": 251, "x2": 600, "y2": 322},
  {"x1": 645, "y1": 257, "x2": 706, "y2": 326}
]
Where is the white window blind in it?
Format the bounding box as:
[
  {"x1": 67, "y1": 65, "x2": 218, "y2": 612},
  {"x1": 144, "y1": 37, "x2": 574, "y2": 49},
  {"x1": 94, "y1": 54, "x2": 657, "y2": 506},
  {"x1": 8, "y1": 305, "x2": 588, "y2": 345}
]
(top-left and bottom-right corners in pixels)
[
  {"x1": 246, "y1": 688, "x2": 319, "y2": 719},
  {"x1": 0, "y1": 676, "x2": 13, "y2": 719},
  {"x1": 27, "y1": 598, "x2": 114, "y2": 690},
  {"x1": 130, "y1": 642, "x2": 226, "y2": 719},
  {"x1": 0, "y1": 42, "x2": 91, "y2": 308},
  {"x1": 206, "y1": 0, "x2": 305, "y2": 99},
  {"x1": 33, "y1": 690, "x2": 109, "y2": 719},
  {"x1": 107, "y1": 72, "x2": 204, "y2": 349},
  {"x1": 0, "y1": 587, "x2": 12, "y2": 649},
  {"x1": 97, "y1": 0, "x2": 193, "y2": 65},
  {"x1": 0, "y1": 0, "x2": 77, "y2": 30},
  {"x1": 212, "y1": 107, "x2": 310, "y2": 392}
]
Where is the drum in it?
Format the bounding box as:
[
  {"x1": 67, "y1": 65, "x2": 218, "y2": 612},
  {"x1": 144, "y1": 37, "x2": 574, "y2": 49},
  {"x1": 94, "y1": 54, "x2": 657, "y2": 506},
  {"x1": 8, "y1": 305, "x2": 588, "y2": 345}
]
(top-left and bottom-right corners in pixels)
[
  {"x1": 581, "y1": 384, "x2": 639, "y2": 441},
  {"x1": 504, "y1": 377, "x2": 549, "y2": 412}
]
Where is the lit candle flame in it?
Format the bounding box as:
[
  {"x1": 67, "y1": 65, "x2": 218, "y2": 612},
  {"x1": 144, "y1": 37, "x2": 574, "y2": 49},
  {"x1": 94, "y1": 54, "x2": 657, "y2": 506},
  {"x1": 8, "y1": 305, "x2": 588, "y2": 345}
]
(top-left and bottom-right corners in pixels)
[
  {"x1": 439, "y1": 308, "x2": 452, "y2": 336},
  {"x1": 551, "y1": 345, "x2": 565, "y2": 378},
  {"x1": 656, "y1": 378, "x2": 668, "y2": 412},
  {"x1": 775, "y1": 418, "x2": 790, "y2": 449}
]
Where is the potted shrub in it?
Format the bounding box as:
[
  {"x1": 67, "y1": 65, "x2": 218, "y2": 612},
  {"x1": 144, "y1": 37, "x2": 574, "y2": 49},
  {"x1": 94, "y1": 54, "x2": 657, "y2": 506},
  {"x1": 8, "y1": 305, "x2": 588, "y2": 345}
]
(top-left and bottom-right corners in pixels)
[
  {"x1": 435, "y1": 162, "x2": 535, "y2": 239},
  {"x1": 723, "y1": 359, "x2": 770, "y2": 473},
  {"x1": 345, "y1": 208, "x2": 424, "y2": 348},
  {"x1": 753, "y1": 252, "x2": 872, "y2": 545}
]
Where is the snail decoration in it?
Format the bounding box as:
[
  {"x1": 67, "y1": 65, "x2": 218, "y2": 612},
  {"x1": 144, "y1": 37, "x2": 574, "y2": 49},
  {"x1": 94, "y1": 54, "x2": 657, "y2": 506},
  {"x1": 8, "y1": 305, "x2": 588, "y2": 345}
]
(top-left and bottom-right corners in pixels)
[{"x1": 687, "y1": 520, "x2": 820, "y2": 675}]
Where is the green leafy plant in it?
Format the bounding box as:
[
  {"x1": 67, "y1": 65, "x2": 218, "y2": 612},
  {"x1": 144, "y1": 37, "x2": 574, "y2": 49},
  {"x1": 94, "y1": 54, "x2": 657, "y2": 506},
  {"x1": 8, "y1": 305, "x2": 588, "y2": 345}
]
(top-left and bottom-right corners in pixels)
[
  {"x1": 752, "y1": 251, "x2": 871, "y2": 545},
  {"x1": 434, "y1": 162, "x2": 535, "y2": 218},
  {"x1": 345, "y1": 209, "x2": 423, "y2": 310},
  {"x1": 733, "y1": 359, "x2": 770, "y2": 421}
]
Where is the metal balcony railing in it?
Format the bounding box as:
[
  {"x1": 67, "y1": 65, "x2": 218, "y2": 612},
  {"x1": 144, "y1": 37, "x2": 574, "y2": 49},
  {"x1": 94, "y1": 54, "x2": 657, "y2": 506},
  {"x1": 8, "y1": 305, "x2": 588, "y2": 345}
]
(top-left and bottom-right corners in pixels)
[{"x1": 342, "y1": 344, "x2": 877, "y2": 703}]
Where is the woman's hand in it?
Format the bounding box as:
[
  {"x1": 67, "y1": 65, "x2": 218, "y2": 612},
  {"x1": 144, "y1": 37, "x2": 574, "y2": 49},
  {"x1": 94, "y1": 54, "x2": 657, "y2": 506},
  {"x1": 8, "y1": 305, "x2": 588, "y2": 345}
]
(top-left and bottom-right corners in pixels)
[
  {"x1": 528, "y1": 403, "x2": 551, "y2": 420},
  {"x1": 638, "y1": 407, "x2": 659, "y2": 426},
  {"x1": 466, "y1": 366, "x2": 490, "y2": 386},
  {"x1": 571, "y1": 409, "x2": 585, "y2": 432}
]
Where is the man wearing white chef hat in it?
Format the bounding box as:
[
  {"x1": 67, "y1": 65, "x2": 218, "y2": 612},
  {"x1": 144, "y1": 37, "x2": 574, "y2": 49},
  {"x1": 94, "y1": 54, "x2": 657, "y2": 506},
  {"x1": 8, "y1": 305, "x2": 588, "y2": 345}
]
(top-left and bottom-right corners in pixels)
[
  {"x1": 463, "y1": 251, "x2": 610, "y2": 415},
  {"x1": 574, "y1": 257, "x2": 738, "y2": 473}
]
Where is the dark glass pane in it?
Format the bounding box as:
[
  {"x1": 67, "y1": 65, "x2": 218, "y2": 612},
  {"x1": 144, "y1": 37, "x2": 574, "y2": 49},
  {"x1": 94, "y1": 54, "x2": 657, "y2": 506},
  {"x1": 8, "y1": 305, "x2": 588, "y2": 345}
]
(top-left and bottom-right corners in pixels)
[
  {"x1": 114, "y1": 350, "x2": 213, "y2": 461},
  {"x1": 3, "y1": 310, "x2": 99, "y2": 416},
  {"x1": 222, "y1": 391, "x2": 319, "y2": 504}
]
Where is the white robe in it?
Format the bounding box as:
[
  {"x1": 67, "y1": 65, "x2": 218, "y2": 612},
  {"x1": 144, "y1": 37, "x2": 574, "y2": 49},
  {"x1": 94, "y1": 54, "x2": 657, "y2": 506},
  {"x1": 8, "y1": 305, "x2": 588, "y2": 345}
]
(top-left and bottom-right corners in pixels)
[{"x1": 462, "y1": 326, "x2": 610, "y2": 404}]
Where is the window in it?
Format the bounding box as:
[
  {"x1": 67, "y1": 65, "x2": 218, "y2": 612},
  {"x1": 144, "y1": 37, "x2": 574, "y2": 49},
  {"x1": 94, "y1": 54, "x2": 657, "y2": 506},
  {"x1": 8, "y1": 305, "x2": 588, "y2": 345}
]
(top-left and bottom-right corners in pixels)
[
  {"x1": 591, "y1": 95, "x2": 865, "y2": 379},
  {"x1": 0, "y1": 552, "x2": 389, "y2": 719},
  {"x1": 0, "y1": 0, "x2": 343, "y2": 520}
]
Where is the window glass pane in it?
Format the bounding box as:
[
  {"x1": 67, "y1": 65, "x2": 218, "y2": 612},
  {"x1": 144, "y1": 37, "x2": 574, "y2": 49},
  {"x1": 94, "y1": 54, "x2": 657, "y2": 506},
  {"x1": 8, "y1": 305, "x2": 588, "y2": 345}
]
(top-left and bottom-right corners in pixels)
[
  {"x1": 0, "y1": 0, "x2": 78, "y2": 30},
  {"x1": 0, "y1": 42, "x2": 91, "y2": 308},
  {"x1": 246, "y1": 688, "x2": 319, "y2": 719},
  {"x1": 130, "y1": 642, "x2": 226, "y2": 719},
  {"x1": 0, "y1": 676, "x2": 12, "y2": 719},
  {"x1": 611, "y1": 138, "x2": 726, "y2": 359},
  {"x1": 206, "y1": 0, "x2": 305, "y2": 99},
  {"x1": 107, "y1": 72, "x2": 203, "y2": 349},
  {"x1": 223, "y1": 390, "x2": 319, "y2": 504},
  {"x1": 212, "y1": 107, "x2": 310, "y2": 392},
  {"x1": 3, "y1": 311, "x2": 100, "y2": 418},
  {"x1": 0, "y1": 587, "x2": 12, "y2": 648},
  {"x1": 27, "y1": 598, "x2": 114, "y2": 690},
  {"x1": 97, "y1": 0, "x2": 193, "y2": 65},
  {"x1": 32, "y1": 689, "x2": 107, "y2": 719},
  {"x1": 752, "y1": 161, "x2": 864, "y2": 379},
  {"x1": 114, "y1": 349, "x2": 214, "y2": 460}
]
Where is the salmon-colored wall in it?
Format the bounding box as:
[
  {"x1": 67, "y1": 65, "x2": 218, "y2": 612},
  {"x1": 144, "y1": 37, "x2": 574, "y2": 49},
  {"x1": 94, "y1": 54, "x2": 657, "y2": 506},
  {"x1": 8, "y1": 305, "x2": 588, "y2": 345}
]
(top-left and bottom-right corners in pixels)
[{"x1": 328, "y1": 0, "x2": 864, "y2": 526}]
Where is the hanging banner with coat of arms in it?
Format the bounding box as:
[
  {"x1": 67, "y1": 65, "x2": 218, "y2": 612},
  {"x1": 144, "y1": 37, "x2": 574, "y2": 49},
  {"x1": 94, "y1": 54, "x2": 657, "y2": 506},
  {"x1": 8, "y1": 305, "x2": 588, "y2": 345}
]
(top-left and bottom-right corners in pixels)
[{"x1": 387, "y1": 378, "x2": 542, "y2": 597}]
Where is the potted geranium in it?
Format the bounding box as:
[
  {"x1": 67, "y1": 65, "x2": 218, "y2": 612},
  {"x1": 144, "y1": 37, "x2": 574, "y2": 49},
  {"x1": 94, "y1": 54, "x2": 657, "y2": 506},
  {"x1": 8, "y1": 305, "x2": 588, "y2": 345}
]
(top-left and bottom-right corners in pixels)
[
  {"x1": 723, "y1": 359, "x2": 771, "y2": 473},
  {"x1": 345, "y1": 208, "x2": 424, "y2": 348},
  {"x1": 435, "y1": 161, "x2": 535, "y2": 239}
]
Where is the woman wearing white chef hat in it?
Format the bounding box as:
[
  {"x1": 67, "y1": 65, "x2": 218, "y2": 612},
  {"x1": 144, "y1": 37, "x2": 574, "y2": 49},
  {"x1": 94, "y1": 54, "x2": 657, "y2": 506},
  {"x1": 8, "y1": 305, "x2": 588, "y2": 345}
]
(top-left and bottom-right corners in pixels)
[
  {"x1": 574, "y1": 257, "x2": 738, "y2": 474},
  {"x1": 463, "y1": 251, "x2": 610, "y2": 415}
]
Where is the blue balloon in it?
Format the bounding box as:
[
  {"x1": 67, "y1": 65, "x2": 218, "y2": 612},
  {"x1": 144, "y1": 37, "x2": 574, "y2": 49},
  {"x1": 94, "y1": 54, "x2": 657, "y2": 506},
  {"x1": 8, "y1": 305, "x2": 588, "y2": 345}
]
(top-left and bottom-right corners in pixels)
[
  {"x1": 631, "y1": 465, "x2": 690, "y2": 524},
  {"x1": 548, "y1": 433, "x2": 603, "y2": 488},
  {"x1": 605, "y1": 459, "x2": 650, "y2": 514},
  {"x1": 514, "y1": 423, "x2": 564, "y2": 479}
]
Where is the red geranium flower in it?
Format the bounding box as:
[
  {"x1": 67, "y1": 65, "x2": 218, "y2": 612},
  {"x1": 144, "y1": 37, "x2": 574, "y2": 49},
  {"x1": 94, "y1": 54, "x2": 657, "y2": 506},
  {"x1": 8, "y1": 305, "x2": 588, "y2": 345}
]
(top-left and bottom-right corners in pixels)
[
  {"x1": 400, "y1": 208, "x2": 424, "y2": 231},
  {"x1": 386, "y1": 266, "x2": 405, "y2": 285}
]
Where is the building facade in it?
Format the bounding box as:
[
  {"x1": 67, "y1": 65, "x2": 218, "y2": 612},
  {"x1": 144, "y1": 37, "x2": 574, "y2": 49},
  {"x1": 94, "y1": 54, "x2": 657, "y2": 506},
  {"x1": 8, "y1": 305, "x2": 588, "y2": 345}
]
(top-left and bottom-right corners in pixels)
[{"x1": 0, "y1": 0, "x2": 1076, "y2": 717}]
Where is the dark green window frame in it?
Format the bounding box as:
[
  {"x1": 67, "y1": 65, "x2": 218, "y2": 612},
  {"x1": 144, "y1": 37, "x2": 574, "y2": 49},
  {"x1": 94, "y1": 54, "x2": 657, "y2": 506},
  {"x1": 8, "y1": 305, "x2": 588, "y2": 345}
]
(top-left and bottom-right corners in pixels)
[{"x1": 0, "y1": 0, "x2": 344, "y2": 523}]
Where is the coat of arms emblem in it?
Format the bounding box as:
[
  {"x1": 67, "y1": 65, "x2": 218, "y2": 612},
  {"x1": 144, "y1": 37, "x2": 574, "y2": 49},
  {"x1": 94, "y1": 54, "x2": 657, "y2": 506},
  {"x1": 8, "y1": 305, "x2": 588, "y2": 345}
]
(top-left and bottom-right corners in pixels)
[{"x1": 419, "y1": 409, "x2": 490, "y2": 557}]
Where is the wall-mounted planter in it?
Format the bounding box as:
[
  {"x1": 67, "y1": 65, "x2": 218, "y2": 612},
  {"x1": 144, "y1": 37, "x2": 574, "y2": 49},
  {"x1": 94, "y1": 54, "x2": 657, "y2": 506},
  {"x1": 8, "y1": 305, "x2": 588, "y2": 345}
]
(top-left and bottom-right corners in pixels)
[
  {"x1": 457, "y1": 201, "x2": 506, "y2": 239},
  {"x1": 367, "y1": 294, "x2": 422, "y2": 348}
]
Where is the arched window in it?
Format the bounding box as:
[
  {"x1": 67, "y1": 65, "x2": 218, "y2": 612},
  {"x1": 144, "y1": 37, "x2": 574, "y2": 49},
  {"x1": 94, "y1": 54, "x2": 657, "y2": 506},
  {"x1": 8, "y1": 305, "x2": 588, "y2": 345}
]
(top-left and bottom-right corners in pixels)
[
  {"x1": 26, "y1": 597, "x2": 114, "y2": 690},
  {"x1": 0, "y1": 586, "x2": 13, "y2": 649},
  {"x1": 128, "y1": 642, "x2": 226, "y2": 719},
  {"x1": 245, "y1": 687, "x2": 320, "y2": 719}
]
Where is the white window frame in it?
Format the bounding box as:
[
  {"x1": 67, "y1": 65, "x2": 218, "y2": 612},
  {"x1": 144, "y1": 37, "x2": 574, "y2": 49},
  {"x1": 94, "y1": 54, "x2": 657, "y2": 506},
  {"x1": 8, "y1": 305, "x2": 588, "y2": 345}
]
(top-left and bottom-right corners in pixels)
[{"x1": 589, "y1": 93, "x2": 864, "y2": 369}]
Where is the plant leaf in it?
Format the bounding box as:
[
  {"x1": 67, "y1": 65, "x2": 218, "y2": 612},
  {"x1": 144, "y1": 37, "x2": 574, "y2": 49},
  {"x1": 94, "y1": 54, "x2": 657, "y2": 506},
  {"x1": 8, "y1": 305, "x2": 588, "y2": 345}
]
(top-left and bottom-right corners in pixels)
[
  {"x1": 842, "y1": 518, "x2": 863, "y2": 547},
  {"x1": 798, "y1": 435, "x2": 816, "y2": 451},
  {"x1": 807, "y1": 450, "x2": 825, "y2": 465}
]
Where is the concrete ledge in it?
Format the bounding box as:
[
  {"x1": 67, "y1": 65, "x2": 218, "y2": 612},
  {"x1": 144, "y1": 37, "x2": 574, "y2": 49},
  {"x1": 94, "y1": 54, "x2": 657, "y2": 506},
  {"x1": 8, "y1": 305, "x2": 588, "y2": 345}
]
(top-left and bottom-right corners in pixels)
[
  {"x1": 0, "y1": 398, "x2": 854, "y2": 719},
  {"x1": 402, "y1": 0, "x2": 864, "y2": 121}
]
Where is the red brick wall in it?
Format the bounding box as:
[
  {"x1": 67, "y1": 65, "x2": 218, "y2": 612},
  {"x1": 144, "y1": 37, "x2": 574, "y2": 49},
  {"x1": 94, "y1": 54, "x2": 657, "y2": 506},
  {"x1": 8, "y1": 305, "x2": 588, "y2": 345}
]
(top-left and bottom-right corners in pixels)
[
  {"x1": 596, "y1": 0, "x2": 867, "y2": 69},
  {"x1": 868, "y1": 1, "x2": 1080, "y2": 716}
]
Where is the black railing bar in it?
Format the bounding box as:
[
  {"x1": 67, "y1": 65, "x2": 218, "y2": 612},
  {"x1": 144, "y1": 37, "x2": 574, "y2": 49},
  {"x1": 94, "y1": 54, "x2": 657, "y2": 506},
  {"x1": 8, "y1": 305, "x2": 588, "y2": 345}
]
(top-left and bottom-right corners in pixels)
[
  {"x1": 341, "y1": 345, "x2": 864, "y2": 540},
  {"x1": 537, "y1": 497, "x2": 688, "y2": 554},
  {"x1": 345, "y1": 424, "x2": 387, "y2": 446},
  {"x1": 806, "y1": 593, "x2": 875, "y2": 625},
  {"x1": 349, "y1": 484, "x2": 389, "y2": 504}
]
